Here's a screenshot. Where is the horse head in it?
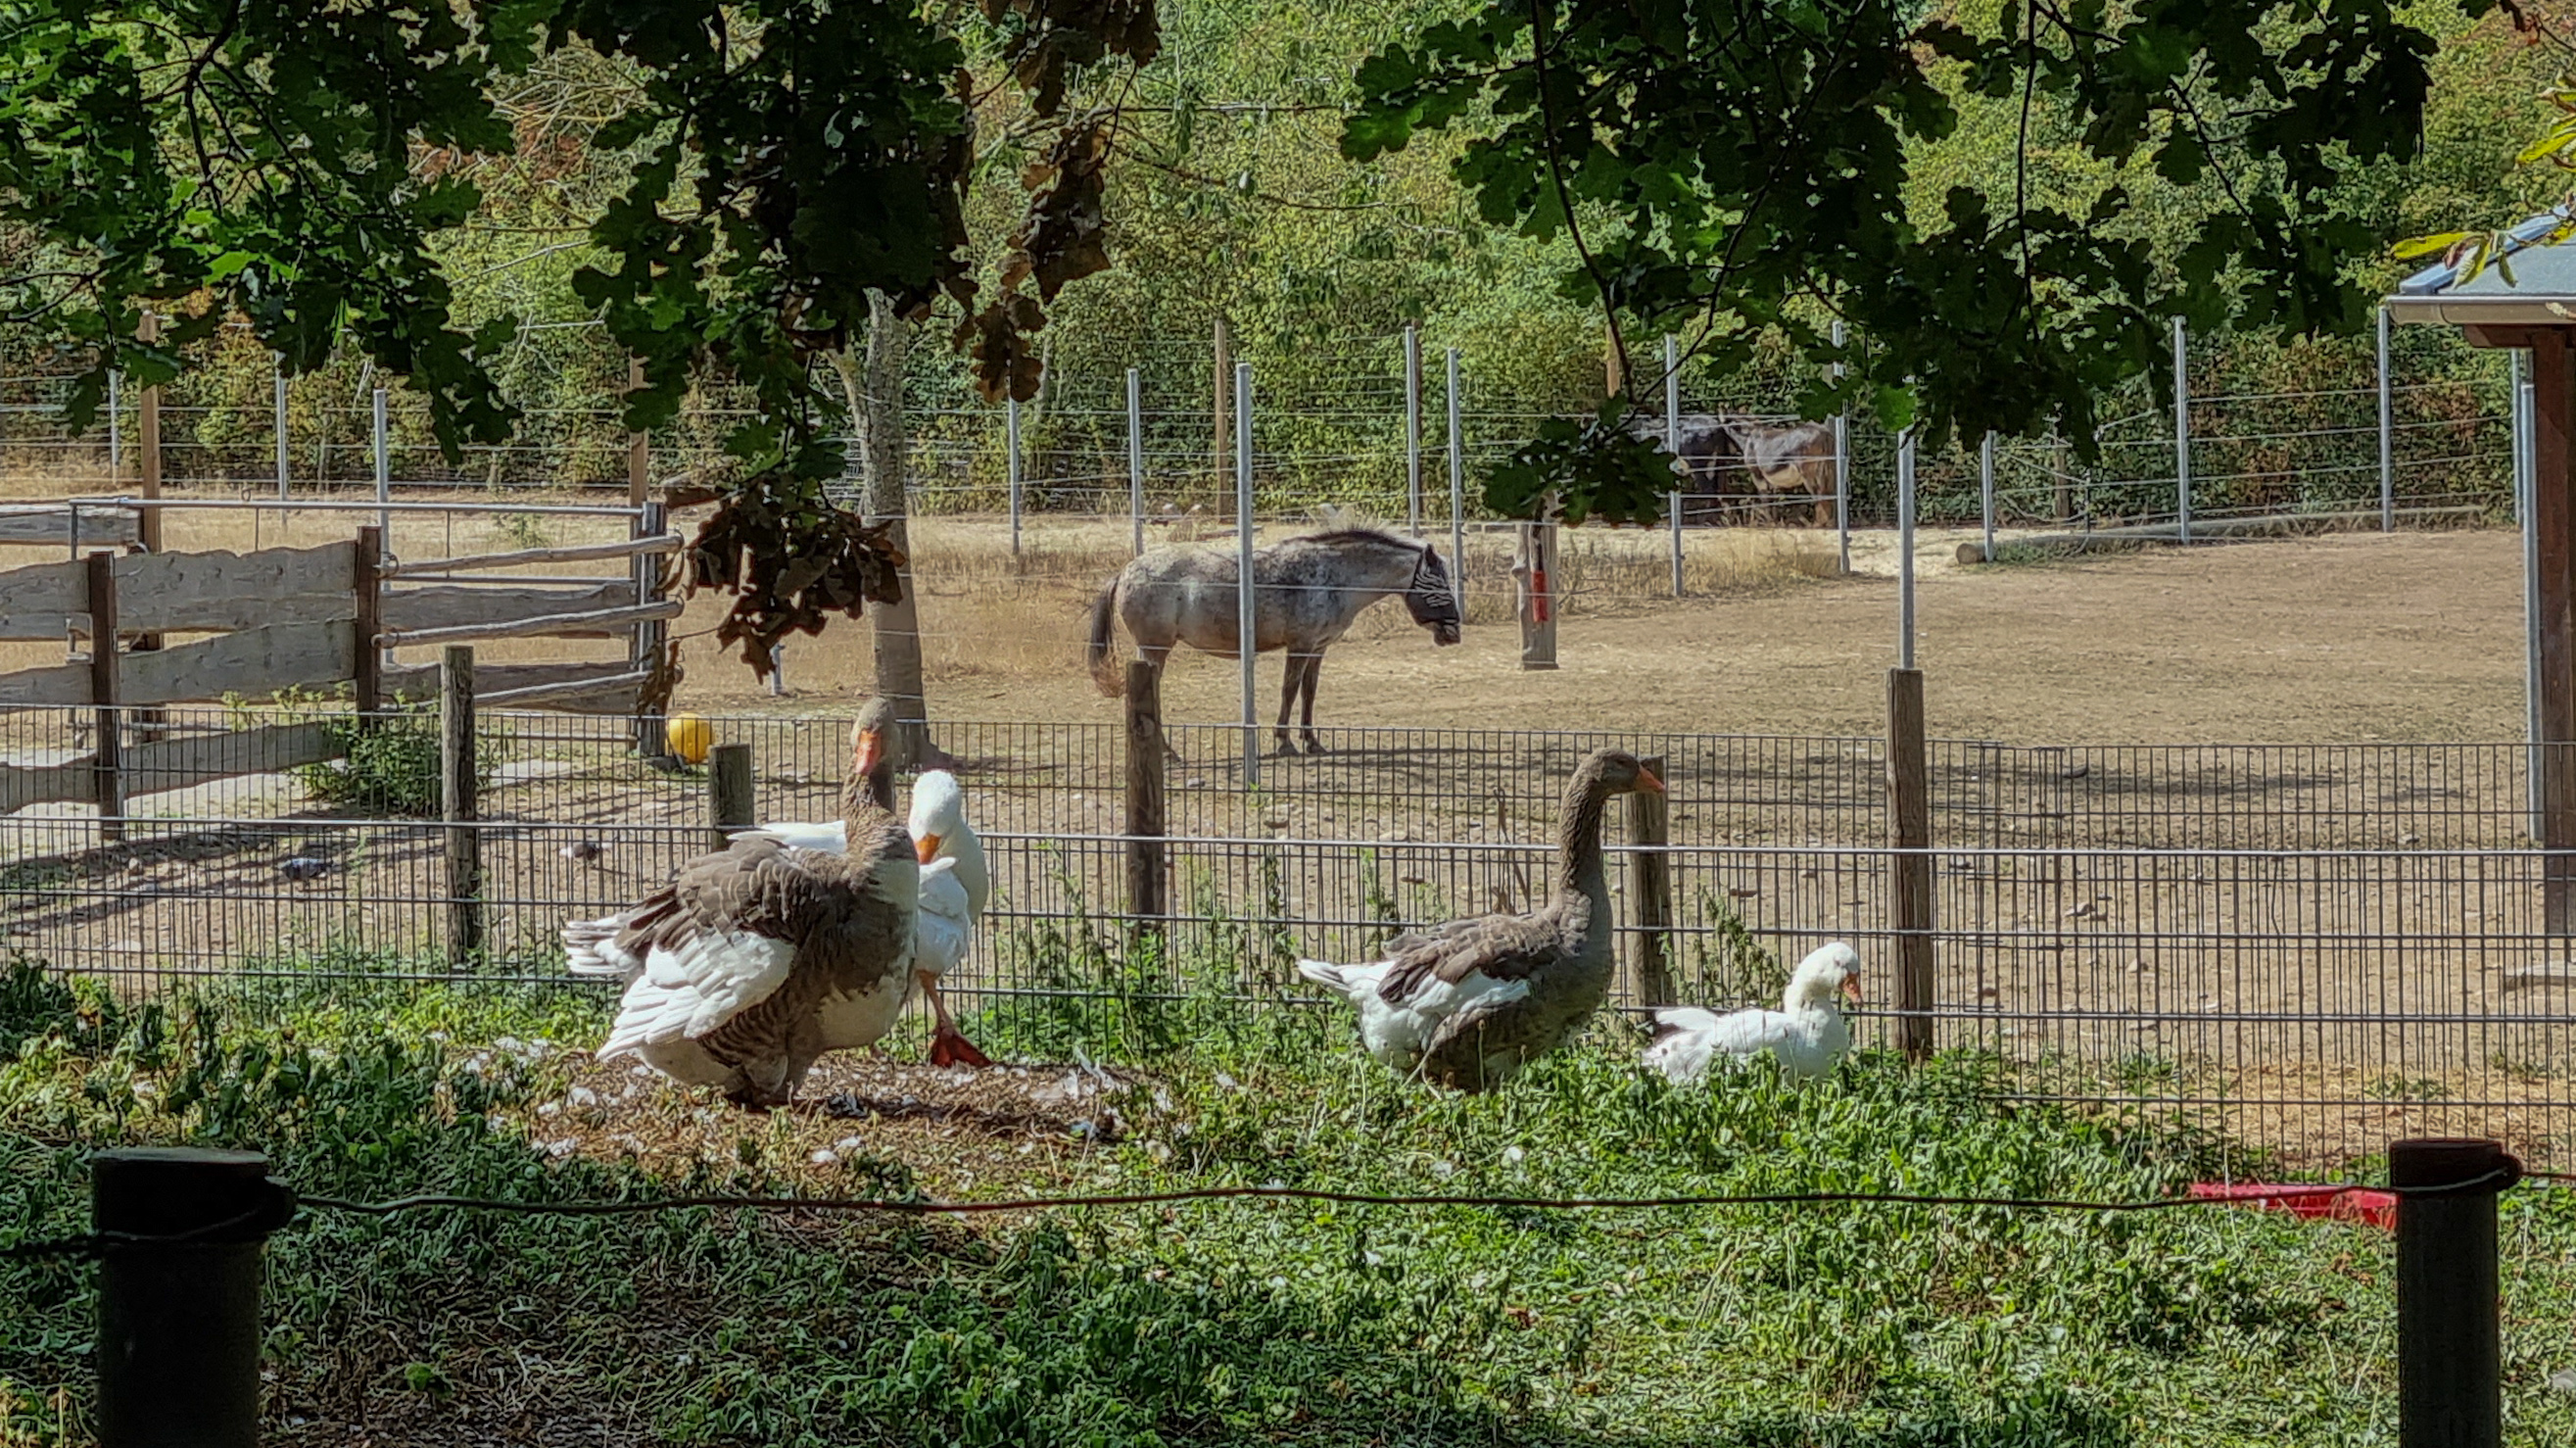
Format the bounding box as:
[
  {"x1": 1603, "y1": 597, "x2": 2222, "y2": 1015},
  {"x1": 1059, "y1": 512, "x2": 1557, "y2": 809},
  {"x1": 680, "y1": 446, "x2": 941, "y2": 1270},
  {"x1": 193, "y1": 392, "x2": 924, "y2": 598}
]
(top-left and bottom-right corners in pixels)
[{"x1": 1404, "y1": 545, "x2": 1463, "y2": 646}]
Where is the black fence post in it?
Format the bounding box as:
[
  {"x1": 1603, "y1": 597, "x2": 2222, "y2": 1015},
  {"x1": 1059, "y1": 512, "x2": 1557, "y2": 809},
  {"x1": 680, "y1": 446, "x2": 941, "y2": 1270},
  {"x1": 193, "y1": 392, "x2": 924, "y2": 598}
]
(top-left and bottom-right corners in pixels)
[
  {"x1": 94, "y1": 1147, "x2": 296, "y2": 1448},
  {"x1": 2394, "y1": 1136, "x2": 2519, "y2": 1448},
  {"x1": 709, "y1": 741, "x2": 755, "y2": 851}
]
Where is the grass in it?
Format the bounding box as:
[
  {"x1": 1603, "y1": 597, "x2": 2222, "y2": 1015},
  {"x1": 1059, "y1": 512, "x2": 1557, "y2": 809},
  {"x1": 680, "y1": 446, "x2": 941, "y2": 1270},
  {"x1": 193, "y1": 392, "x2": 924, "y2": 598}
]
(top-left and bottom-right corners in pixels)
[{"x1": 7, "y1": 950, "x2": 2576, "y2": 1446}]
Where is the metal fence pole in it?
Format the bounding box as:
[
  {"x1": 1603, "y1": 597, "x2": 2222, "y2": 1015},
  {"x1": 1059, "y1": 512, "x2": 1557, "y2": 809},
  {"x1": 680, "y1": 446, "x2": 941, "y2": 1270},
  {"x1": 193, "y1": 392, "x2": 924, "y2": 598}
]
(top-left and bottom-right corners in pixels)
[
  {"x1": 1832, "y1": 320, "x2": 1850, "y2": 574},
  {"x1": 1665, "y1": 333, "x2": 1684, "y2": 597},
  {"x1": 1006, "y1": 394, "x2": 1023, "y2": 557},
  {"x1": 2379, "y1": 306, "x2": 2397, "y2": 532},
  {"x1": 1446, "y1": 346, "x2": 1465, "y2": 601},
  {"x1": 1980, "y1": 430, "x2": 1997, "y2": 562},
  {"x1": 1127, "y1": 366, "x2": 1146, "y2": 557},
  {"x1": 272, "y1": 356, "x2": 289, "y2": 501},
  {"x1": 2172, "y1": 316, "x2": 2192, "y2": 544},
  {"x1": 2522, "y1": 351, "x2": 2543, "y2": 842},
  {"x1": 94, "y1": 1147, "x2": 291, "y2": 1448},
  {"x1": 1897, "y1": 426, "x2": 1917, "y2": 670},
  {"x1": 372, "y1": 386, "x2": 391, "y2": 540},
  {"x1": 1237, "y1": 362, "x2": 1260, "y2": 788},
  {"x1": 1405, "y1": 323, "x2": 1424, "y2": 537},
  {"x1": 2393, "y1": 1136, "x2": 2516, "y2": 1448}
]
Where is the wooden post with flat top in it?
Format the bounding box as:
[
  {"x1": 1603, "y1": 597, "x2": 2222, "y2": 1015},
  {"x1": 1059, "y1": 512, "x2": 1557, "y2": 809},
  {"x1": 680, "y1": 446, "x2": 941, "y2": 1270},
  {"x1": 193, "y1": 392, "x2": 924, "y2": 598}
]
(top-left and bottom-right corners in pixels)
[
  {"x1": 709, "y1": 742, "x2": 755, "y2": 852},
  {"x1": 2533, "y1": 335, "x2": 2576, "y2": 933},
  {"x1": 86, "y1": 551, "x2": 124, "y2": 843},
  {"x1": 1624, "y1": 753, "x2": 1674, "y2": 1006},
  {"x1": 1887, "y1": 667, "x2": 1934, "y2": 1060},
  {"x1": 1125, "y1": 660, "x2": 1168, "y2": 931},
  {"x1": 441, "y1": 646, "x2": 483, "y2": 964},
  {"x1": 354, "y1": 526, "x2": 383, "y2": 717}
]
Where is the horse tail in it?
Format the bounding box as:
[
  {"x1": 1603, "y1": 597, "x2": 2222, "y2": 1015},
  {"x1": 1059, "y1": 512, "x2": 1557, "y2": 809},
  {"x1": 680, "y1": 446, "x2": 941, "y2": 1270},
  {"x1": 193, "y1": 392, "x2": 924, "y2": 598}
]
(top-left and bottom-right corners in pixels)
[{"x1": 1086, "y1": 572, "x2": 1126, "y2": 698}]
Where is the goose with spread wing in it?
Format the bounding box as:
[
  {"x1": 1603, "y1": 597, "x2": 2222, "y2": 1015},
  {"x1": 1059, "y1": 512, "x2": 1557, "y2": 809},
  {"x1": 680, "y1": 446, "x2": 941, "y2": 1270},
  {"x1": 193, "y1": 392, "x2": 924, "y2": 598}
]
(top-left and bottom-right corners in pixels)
[
  {"x1": 1296, "y1": 748, "x2": 1663, "y2": 1091},
  {"x1": 1642, "y1": 942, "x2": 1863, "y2": 1085},
  {"x1": 588, "y1": 704, "x2": 919, "y2": 1106}
]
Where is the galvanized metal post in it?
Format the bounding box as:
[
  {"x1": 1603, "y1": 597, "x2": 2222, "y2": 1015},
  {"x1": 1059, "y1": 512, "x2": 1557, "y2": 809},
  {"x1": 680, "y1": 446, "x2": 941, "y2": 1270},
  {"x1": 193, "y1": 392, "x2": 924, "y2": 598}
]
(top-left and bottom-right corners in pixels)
[
  {"x1": 1236, "y1": 362, "x2": 1259, "y2": 788},
  {"x1": 1126, "y1": 366, "x2": 1145, "y2": 557},
  {"x1": 1005, "y1": 394, "x2": 1023, "y2": 557},
  {"x1": 2393, "y1": 1137, "x2": 2516, "y2": 1448},
  {"x1": 1980, "y1": 430, "x2": 1997, "y2": 562},
  {"x1": 1665, "y1": 333, "x2": 1684, "y2": 597},
  {"x1": 2379, "y1": 305, "x2": 2397, "y2": 532},
  {"x1": 1897, "y1": 426, "x2": 1918, "y2": 669},
  {"x1": 94, "y1": 1147, "x2": 292, "y2": 1448},
  {"x1": 2522, "y1": 352, "x2": 2543, "y2": 842},
  {"x1": 1446, "y1": 346, "x2": 1465, "y2": 599},
  {"x1": 2172, "y1": 316, "x2": 2192, "y2": 544},
  {"x1": 272, "y1": 357, "x2": 289, "y2": 501},
  {"x1": 1832, "y1": 320, "x2": 1851, "y2": 574},
  {"x1": 372, "y1": 386, "x2": 391, "y2": 540},
  {"x1": 1405, "y1": 323, "x2": 1424, "y2": 537}
]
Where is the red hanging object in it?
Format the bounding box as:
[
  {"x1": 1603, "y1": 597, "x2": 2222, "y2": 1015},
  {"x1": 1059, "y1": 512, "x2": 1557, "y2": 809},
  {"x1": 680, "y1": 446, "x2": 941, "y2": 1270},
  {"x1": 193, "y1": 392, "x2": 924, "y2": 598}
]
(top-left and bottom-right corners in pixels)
[
  {"x1": 1530, "y1": 565, "x2": 1550, "y2": 624},
  {"x1": 2186, "y1": 1182, "x2": 2397, "y2": 1230}
]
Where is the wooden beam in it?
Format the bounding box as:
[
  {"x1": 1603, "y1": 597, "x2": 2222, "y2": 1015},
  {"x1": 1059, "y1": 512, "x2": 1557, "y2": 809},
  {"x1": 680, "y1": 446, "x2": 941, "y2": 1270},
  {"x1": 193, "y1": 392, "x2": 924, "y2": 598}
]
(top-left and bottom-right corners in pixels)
[
  {"x1": 2464, "y1": 324, "x2": 2568, "y2": 350},
  {"x1": 478, "y1": 668, "x2": 652, "y2": 708},
  {"x1": 374, "y1": 599, "x2": 681, "y2": 650},
  {"x1": 380, "y1": 658, "x2": 653, "y2": 713},
  {"x1": 2536, "y1": 334, "x2": 2576, "y2": 933},
  {"x1": 381, "y1": 581, "x2": 639, "y2": 636},
  {"x1": 112, "y1": 620, "x2": 355, "y2": 707},
  {"x1": 0, "y1": 505, "x2": 138, "y2": 548},
  {"x1": 376, "y1": 533, "x2": 682, "y2": 578},
  {"x1": 0, "y1": 541, "x2": 356, "y2": 641}
]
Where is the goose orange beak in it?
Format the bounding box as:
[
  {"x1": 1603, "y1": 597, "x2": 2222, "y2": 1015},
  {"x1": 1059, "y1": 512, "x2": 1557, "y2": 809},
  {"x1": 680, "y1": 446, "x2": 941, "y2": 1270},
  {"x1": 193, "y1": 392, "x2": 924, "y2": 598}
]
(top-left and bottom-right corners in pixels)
[
  {"x1": 1841, "y1": 975, "x2": 1864, "y2": 1004},
  {"x1": 915, "y1": 833, "x2": 941, "y2": 864},
  {"x1": 1638, "y1": 765, "x2": 1665, "y2": 794},
  {"x1": 852, "y1": 727, "x2": 883, "y2": 779}
]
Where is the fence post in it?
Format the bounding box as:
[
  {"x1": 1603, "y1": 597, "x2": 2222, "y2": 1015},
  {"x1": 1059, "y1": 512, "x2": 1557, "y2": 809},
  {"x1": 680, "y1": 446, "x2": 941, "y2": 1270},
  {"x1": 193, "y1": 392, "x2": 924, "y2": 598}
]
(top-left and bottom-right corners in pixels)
[
  {"x1": 627, "y1": 356, "x2": 649, "y2": 508},
  {"x1": 1127, "y1": 365, "x2": 1146, "y2": 557},
  {"x1": 94, "y1": 1146, "x2": 291, "y2": 1448},
  {"x1": 2052, "y1": 430, "x2": 2072, "y2": 523},
  {"x1": 1517, "y1": 521, "x2": 1558, "y2": 670},
  {"x1": 2379, "y1": 305, "x2": 2396, "y2": 533},
  {"x1": 1213, "y1": 315, "x2": 1231, "y2": 489},
  {"x1": 1831, "y1": 320, "x2": 1850, "y2": 575},
  {"x1": 1005, "y1": 395, "x2": 1023, "y2": 558},
  {"x1": 1446, "y1": 346, "x2": 1466, "y2": 602},
  {"x1": 1980, "y1": 431, "x2": 1997, "y2": 562},
  {"x1": 631, "y1": 499, "x2": 669, "y2": 759},
  {"x1": 136, "y1": 312, "x2": 161, "y2": 555},
  {"x1": 709, "y1": 741, "x2": 755, "y2": 851},
  {"x1": 1124, "y1": 660, "x2": 1167, "y2": 933},
  {"x1": 1887, "y1": 666, "x2": 1933, "y2": 1062},
  {"x1": 2393, "y1": 1136, "x2": 2517, "y2": 1448},
  {"x1": 107, "y1": 369, "x2": 121, "y2": 482},
  {"x1": 1236, "y1": 362, "x2": 1259, "y2": 787},
  {"x1": 1405, "y1": 323, "x2": 1424, "y2": 537},
  {"x1": 353, "y1": 526, "x2": 383, "y2": 717},
  {"x1": 440, "y1": 646, "x2": 483, "y2": 964},
  {"x1": 1665, "y1": 333, "x2": 1685, "y2": 598},
  {"x1": 372, "y1": 386, "x2": 391, "y2": 541},
  {"x1": 1897, "y1": 427, "x2": 1918, "y2": 668},
  {"x1": 273, "y1": 356, "x2": 290, "y2": 501},
  {"x1": 2520, "y1": 352, "x2": 2543, "y2": 843},
  {"x1": 2171, "y1": 316, "x2": 2191, "y2": 544},
  {"x1": 85, "y1": 551, "x2": 123, "y2": 845},
  {"x1": 769, "y1": 644, "x2": 787, "y2": 697},
  {"x1": 1625, "y1": 753, "x2": 1674, "y2": 1006}
]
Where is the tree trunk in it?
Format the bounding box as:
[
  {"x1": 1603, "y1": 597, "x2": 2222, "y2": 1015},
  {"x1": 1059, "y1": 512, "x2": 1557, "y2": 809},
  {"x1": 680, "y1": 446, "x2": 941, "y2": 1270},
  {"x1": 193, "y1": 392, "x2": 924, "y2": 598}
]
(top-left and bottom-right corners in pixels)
[{"x1": 833, "y1": 292, "x2": 935, "y2": 769}]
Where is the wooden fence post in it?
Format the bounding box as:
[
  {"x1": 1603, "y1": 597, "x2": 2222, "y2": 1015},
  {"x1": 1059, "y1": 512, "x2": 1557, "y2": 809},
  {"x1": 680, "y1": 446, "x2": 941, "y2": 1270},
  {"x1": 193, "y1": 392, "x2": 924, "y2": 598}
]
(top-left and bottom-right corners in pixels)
[
  {"x1": 1887, "y1": 667, "x2": 1934, "y2": 1061},
  {"x1": 2394, "y1": 1136, "x2": 2517, "y2": 1448},
  {"x1": 136, "y1": 312, "x2": 162, "y2": 556},
  {"x1": 85, "y1": 551, "x2": 124, "y2": 843},
  {"x1": 93, "y1": 1147, "x2": 290, "y2": 1448},
  {"x1": 441, "y1": 646, "x2": 482, "y2": 964},
  {"x1": 1125, "y1": 660, "x2": 1167, "y2": 932},
  {"x1": 353, "y1": 526, "x2": 383, "y2": 716},
  {"x1": 1516, "y1": 521, "x2": 1559, "y2": 671},
  {"x1": 631, "y1": 500, "x2": 670, "y2": 760},
  {"x1": 1625, "y1": 753, "x2": 1675, "y2": 1006},
  {"x1": 627, "y1": 357, "x2": 649, "y2": 507},
  {"x1": 1212, "y1": 316, "x2": 1231, "y2": 489},
  {"x1": 709, "y1": 741, "x2": 754, "y2": 851}
]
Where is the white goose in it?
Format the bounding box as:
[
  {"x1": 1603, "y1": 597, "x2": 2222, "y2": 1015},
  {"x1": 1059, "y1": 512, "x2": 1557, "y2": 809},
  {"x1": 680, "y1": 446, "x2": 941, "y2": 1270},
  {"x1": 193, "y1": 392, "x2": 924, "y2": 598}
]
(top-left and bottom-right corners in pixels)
[{"x1": 1642, "y1": 942, "x2": 1863, "y2": 1085}]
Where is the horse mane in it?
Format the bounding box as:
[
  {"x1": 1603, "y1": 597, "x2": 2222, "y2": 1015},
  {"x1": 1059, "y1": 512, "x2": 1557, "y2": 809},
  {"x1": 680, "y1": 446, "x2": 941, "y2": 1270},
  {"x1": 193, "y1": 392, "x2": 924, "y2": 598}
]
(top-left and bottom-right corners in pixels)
[{"x1": 1300, "y1": 527, "x2": 1428, "y2": 554}]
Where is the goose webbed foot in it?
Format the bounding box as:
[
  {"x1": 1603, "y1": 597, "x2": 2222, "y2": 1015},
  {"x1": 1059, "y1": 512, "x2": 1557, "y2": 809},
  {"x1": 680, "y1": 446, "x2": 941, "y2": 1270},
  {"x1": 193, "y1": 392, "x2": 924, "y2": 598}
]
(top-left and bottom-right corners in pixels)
[{"x1": 930, "y1": 1026, "x2": 992, "y2": 1069}]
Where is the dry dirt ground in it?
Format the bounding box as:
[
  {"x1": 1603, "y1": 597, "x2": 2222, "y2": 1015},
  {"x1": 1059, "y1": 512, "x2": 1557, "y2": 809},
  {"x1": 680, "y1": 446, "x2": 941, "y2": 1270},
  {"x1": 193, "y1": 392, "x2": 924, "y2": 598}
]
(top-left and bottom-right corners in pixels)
[{"x1": 676, "y1": 520, "x2": 2520, "y2": 746}]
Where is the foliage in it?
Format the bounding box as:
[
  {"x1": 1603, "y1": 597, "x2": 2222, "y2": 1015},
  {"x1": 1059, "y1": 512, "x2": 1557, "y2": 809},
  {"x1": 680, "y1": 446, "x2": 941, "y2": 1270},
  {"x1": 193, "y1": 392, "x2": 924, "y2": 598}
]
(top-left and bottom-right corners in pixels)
[
  {"x1": 8, "y1": 962, "x2": 2576, "y2": 1443},
  {"x1": 293, "y1": 703, "x2": 501, "y2": 819},
  {"x1": 1344, "y1": 0, "x2": 2482, "y2": 523}
]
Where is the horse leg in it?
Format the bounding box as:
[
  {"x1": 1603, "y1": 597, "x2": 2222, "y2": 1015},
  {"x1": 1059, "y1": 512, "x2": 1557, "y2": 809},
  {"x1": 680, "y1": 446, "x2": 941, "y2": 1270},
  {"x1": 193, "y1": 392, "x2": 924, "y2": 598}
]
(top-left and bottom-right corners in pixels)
[
  {"x1": 1298, "y1": 653, "x2": 1327, "y2": 754},
  {"x1": 1272, "y1": 650, "x2": 1305, "y2": 755}
]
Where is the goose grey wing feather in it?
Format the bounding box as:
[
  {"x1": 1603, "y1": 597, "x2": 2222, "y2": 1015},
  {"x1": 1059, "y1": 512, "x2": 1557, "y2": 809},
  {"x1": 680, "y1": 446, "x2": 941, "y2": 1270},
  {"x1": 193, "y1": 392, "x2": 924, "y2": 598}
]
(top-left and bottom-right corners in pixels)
[{"x1": 1376, "y1": 908, "x2": 1569, "y2": 1003}]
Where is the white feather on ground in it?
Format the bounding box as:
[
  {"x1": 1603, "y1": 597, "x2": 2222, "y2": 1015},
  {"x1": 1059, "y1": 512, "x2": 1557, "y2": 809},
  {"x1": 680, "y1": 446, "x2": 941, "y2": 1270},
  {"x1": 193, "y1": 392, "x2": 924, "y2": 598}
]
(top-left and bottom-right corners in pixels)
[{"x1": 1643, "y1": 941, "x2": 1864, "y2": 1085}]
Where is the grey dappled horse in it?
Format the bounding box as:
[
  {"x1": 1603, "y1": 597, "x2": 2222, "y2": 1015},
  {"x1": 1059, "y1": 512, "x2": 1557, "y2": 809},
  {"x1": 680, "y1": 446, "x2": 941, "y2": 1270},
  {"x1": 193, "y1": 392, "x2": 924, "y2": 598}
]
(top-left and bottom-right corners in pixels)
[{"x1": 1087, "y1": 528, "x2": 1462, "y2": 753}]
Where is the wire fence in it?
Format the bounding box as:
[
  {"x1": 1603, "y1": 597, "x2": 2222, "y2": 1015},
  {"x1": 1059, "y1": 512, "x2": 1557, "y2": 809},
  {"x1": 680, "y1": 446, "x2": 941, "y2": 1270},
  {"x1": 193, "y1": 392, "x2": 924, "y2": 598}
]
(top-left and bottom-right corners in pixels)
[{"x1": 2, "y1": 706, "x2": 2569, "y2": 1170}]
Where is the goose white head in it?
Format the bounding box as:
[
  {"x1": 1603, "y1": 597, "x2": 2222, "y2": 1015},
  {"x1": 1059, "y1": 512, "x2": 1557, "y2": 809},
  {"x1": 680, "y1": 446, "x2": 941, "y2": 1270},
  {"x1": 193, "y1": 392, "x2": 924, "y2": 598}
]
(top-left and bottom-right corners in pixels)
[
  {"x1": 908, "y1": 770, "x2": 989, "y2": 915},
  {"x1": 1783, "y1": 942, "x2": 1864, "y2": 1012}
]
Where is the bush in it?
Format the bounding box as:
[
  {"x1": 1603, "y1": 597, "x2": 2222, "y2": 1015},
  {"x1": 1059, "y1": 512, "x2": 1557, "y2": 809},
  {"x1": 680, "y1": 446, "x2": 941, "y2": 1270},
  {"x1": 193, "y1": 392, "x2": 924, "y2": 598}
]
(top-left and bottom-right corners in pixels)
[{"x1": 294, "y1": 703, "x2": 501, "y2": 818}]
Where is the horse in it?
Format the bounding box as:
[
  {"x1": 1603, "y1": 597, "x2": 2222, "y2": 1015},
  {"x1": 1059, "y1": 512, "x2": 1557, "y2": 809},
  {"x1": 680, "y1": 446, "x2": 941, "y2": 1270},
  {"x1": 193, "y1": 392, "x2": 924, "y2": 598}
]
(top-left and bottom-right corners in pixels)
[
  {"x1": 1086, "y1": 528, "x2": 1462, "y2": 754},
  {"x1": 1633, "y1": 411, "x2": 1837, "y2": 525}
]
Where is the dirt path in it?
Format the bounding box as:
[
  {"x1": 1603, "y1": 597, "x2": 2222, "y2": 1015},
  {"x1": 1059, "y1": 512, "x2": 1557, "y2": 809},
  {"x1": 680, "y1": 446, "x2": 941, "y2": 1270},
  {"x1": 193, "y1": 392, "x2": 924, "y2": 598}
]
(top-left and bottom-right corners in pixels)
[{"x1": 671, "y1": 527, "x2": 2520, "y2": 745}]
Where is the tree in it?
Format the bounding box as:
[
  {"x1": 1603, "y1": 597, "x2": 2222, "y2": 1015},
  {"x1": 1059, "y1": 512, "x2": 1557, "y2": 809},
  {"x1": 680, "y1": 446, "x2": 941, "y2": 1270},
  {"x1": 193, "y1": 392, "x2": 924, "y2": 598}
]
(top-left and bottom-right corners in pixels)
[
  {"x1": 1342, "y1": 0, "x2": 2477, "y2": 524},
  {"x1": 828, "y1": 295, "x2": 940, "y2": 769},
  {"x1": 0, "y1": 0, "x2": 1155, "y2": 672}
]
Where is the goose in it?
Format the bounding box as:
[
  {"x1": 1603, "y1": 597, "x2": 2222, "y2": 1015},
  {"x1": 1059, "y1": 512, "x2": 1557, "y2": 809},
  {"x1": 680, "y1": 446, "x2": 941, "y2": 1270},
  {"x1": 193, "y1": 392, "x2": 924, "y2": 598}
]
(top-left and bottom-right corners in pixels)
[
  {"x1": 590, "y1": 704, "x2": 919, "y2": 1107},
  {"x1": 1642, "y1": 942, "x2": 1863, "y2": 1085},
  {"x1": 902, "y1": 769, "x2": 992, "y2": 1069},
  {"x1": 1297, "y1": 748, "x2": 1662, "y2": 1091}
]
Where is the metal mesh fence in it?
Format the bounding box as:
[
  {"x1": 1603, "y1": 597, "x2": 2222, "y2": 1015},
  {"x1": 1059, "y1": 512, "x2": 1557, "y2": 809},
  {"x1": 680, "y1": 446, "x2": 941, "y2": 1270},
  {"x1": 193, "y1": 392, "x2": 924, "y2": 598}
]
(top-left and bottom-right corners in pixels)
[{"x1": 2, "y1": 705, "x2": 2566, "y2": 1170}]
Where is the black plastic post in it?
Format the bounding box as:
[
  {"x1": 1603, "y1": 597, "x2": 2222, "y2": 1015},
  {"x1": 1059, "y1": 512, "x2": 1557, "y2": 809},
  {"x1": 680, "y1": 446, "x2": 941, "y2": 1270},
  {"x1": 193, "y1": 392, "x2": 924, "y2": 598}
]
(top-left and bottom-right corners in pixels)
[
  {"x1": 94, "y1": 1147, "x2": 295, "y2": 1448},
  {"x1": 2394, "y1": 1136, "x2": 2520, "y2": 1448},
  {"x1": 709, "y1": 742, "x2": 755, "y2": 851}
]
